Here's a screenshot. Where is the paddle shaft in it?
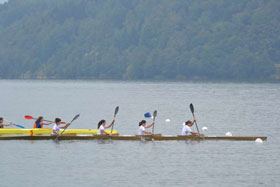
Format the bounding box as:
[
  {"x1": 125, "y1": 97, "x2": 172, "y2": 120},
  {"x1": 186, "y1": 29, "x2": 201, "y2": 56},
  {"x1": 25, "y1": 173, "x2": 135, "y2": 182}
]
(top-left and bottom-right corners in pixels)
[
  {"x1": 152, "y1": 118, "x2": 155, "y2": 134},
  {"x1": 111, "y1": 120, "x2": 115, "y2": 134},
  {"x1": 191, "y1": 113, "x2": 200, "y2": 135},
  {"x1": 111, "y1": 106, "x2": 119, "y2": 134},
  {"x1": 25, "y1": 116, "x2": 65, "y2": 124},
  {"x1": 152, "y1": 110, "x2": 157, "y2": 134},
  {"x1": 4, "y1": 120, "x2": 24, "y2": 129}
]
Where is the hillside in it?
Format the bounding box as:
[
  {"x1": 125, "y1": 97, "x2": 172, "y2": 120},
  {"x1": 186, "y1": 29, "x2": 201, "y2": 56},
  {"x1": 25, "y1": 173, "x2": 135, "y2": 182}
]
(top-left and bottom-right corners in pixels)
[{"x1": 0, "y1": 0, "x2": 280, "y2": 81}]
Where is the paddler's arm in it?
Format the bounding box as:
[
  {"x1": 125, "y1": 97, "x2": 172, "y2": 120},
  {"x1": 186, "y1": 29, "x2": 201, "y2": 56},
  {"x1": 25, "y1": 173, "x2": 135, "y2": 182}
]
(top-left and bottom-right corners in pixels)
[
  {"x1": 105, "y1": 118, "x2": 115, "y2": 129},
  {"x1": 41, "y1": 121, "x2": 54, "y2": 127},
  {"x1": 1, "y1": 122, "x2": 13, "y2": 126},
  {"x1": 144, "y1": 130, "x2": 153, "y2": 135},
  {"x1": 52, "y1": 129, "x2": 59, "y2": 135},
  {"x1": 102, "y1": 129, "x2": 111, "y2": 135},
  {"x1": 190, "y1": 131, "x2": 198, "y2": 136},
  {"x1": 146, "y1": 122, "x2": 155, "y2": 129},
  {"x1": 60, "y1": 122, "x2": 71, "y2": 129}
]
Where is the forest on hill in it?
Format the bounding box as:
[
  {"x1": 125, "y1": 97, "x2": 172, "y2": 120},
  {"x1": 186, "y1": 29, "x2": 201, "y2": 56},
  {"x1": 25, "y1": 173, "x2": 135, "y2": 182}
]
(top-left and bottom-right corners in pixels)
[{"x1": 0, "y1": 0, "x2": 280, "y2": 81}]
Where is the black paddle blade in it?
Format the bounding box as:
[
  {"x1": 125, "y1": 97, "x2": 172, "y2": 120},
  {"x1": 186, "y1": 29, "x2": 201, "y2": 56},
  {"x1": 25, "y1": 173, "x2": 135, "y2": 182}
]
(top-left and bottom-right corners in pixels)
[
  {"x1": 71, "y1": 114, "x2": 80, "y2": 123},
  {"x1": 114, "y1": 106, "x2": 119, "y2": 117},
  {"x1": 190, "y1": 103, "x2": 194, "y2": 114},
  {"x1": 153, "y1": 110, "x2": 157, "y2": 118}
]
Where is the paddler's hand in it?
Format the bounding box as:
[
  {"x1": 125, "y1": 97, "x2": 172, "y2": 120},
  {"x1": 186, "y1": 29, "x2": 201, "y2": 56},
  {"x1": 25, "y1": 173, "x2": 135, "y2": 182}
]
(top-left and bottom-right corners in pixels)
[
  {"x1": 193, "y1": 117, "x2": 196, "y2": 121},
  {"x1": 66, "y1": 122, "x2": 71, "y2": 126}
]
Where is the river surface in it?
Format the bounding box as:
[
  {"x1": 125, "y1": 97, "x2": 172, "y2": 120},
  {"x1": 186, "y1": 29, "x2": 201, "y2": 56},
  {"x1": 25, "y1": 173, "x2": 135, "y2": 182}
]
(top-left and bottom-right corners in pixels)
[{"x1": 0, "y1": 80, "x2": 279, "y2": 187}]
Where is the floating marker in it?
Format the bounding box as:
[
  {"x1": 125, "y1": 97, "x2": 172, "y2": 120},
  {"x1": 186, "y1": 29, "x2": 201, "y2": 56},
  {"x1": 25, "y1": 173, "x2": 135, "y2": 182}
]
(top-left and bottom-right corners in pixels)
[
  {"x1": 225, "y1": 132, "x2": 232, "y2": 136},
  {"x1": 255, "y1": 138, "x2": 263, "y2": 143},
  {"x1": 202, "y1": 127, "x2": 208, "y2": 131},
  {"x1": 165, "y1": 119, "x2": 171, "y2": 123}
]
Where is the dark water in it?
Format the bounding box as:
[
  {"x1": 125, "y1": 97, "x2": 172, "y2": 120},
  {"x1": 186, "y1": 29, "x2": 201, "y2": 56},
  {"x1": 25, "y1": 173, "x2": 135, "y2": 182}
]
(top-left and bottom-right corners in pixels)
[{"x1": 0, "y1": 80, "x2": 279, "y2": 187}]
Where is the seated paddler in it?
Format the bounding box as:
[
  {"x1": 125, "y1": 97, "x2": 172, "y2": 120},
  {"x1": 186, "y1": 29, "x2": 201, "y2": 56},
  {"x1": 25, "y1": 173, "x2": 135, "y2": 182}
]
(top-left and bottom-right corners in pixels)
[
  {"x1": 97, "y1": 118, "x2": 115, "y2": 135},
  {"x1": 181, "y1": 117, "x2": 198, "y2": 136}
]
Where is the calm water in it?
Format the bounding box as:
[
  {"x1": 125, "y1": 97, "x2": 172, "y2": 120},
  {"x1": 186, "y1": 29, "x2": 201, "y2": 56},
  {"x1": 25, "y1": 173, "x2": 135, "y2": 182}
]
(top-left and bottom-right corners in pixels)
[{"x1": 0, "y1": 80, "x2": 279, "y2": 187}]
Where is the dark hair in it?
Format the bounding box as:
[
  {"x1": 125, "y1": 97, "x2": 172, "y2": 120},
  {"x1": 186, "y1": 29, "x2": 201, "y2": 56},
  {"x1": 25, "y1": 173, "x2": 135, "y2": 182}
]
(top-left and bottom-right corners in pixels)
[
  {"x1": 98, "y1": 120, "x2": 106, "y2": 128},
  {"x1": 35, "y1": 116, "x2": 43, "y2": 124},
  {"x1": 139, "y1": 120, "x2": 146, "y2": 126},
  {"x1": 0, "y1": 117, "x2": 3, "y2": 121},
  {"x1": 185, "y1": 120, "x2": 192, "y2": 125},
  {"x1": 55, "y1": 118, "x2": 61, "y2": 123}
]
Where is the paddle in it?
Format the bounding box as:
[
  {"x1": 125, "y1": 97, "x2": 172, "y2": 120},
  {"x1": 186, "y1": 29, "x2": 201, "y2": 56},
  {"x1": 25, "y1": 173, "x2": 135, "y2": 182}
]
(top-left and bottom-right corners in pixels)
[
  {"x1": 111, "y1": 106, "x2": 119, "y2": 134},
  {"x1": 25, "y1": 115, "x2": 66, "y2": 124},
  {"x1": 152, "y1": 110, "x2": 157, "y2": 134},
  {"x1": 190, "y1": 103, "x2": 200, "y2": 136},
  {"x1": 4, "y1": 119, "x2": 25, "y2": 129},
  {"x1": 55, "y1": 114, "x2": 80, "y2": 141}
]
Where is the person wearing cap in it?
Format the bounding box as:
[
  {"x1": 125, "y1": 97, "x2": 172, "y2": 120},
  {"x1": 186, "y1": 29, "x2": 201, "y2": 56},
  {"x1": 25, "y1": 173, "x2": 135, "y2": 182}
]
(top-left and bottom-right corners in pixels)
[
  {"x1": 181, "y1": 117, "x2": 198, "y2": 136},
  {"x1": 0, "y1": 117, "x2": 13, "y2": 128},
  {"x1": 51, "y1": 118, "x2": 70, "y2": 135},
  {"x1": 138, "y1": 120, "x2": 154, "y2": 135}
]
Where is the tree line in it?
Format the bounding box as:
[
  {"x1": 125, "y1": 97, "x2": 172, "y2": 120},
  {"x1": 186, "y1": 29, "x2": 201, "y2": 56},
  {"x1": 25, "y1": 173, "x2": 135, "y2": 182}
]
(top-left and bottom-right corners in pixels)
[{"x1": 0, "y1": 0, "x2": 280, "y2": 82}]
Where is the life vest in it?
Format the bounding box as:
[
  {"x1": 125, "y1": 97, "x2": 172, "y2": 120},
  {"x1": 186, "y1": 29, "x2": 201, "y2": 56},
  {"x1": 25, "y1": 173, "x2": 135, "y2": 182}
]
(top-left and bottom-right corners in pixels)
[{"x1": 33, "y1": 121, "x2": 42, "y2": 128}]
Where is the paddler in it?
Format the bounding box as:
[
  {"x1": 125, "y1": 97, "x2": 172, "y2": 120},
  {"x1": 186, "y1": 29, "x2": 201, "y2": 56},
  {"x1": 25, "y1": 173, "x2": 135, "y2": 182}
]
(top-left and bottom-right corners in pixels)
[
  {"x1": 33, "y1": 116, "x2": 54, "y2": 128},
  {"x1": 0, "y1": 117, "x2": 13, "y2": 128},
  {"x1": 138, "y1": 120, "x2": 154, "y2": 135},
  {"x1": 181, "y1": 117, "x2": 198, "y2": 136},
  {"x1": 51, "y1": 118, "x2": 70, "y2": 135},
  {"x1": 97, "y1": 118, "x2": 115, "y2": 135}
]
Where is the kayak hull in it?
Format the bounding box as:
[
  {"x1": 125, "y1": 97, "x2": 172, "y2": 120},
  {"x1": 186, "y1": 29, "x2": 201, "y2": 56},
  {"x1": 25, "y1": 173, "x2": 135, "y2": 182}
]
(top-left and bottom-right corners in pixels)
[
  {"x1": 0, "y1": 135, "x2": 267, "y2": 141},
  {"x1": 0, "y1": 129, "x2": 117, "y2": 135}
]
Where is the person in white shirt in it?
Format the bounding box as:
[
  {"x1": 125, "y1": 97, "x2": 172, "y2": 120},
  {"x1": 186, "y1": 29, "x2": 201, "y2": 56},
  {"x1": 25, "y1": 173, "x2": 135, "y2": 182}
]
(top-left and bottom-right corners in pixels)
[
  {"x1": 138, "y1": 120, "x2": 154, "y2": 135},
  {"x1": 97, "y1": 118, "x2": 115, "y2": 135},
  {"x1": 51, "y1": 118, "x2": 70, "y2": 135},
  {"x1": 181, "y1": 117, "x2": 198, "y2": 136}
]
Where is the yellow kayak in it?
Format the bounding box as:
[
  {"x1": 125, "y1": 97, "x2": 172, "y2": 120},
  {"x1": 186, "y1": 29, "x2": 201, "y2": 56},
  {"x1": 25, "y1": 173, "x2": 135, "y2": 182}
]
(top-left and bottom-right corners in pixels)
[{"x1": 0, "y1": 128, "x2": 118, "y2": 136}]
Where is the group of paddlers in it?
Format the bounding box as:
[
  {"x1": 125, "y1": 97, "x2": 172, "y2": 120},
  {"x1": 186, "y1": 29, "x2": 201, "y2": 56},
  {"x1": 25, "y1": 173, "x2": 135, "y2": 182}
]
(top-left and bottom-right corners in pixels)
[
  {"x1": 0, "y1": 116, "x2": 199, "y2": 136},
  {"x1": 1, "y1": 103, "x2": 200, "y2": 137}
]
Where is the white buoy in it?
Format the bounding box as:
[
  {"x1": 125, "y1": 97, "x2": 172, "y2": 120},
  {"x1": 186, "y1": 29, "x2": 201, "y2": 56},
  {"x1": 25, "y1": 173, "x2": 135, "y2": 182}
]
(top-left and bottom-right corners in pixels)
[
  {"x1": 255, "y1": 138, "x2": 263, "y2": 143},
  {"x1": 202, "y1": 127, "x2": 208, "y2": 131},
  {"x1": 225, "y1": 132, "x2": 232, "y2": 136},
  {"x1": 165, "y1": 119, "x2": 171, "y2": 123}
]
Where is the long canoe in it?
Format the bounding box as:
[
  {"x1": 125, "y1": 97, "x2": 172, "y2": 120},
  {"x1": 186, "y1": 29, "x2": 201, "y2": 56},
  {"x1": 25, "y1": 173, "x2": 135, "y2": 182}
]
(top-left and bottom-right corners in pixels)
[
  {"x1": 0, "y1": 134, "x2": 267, "y2": 141},
  {"x1": 0, "y1": 128, "x2": 117, "y2": 135}
]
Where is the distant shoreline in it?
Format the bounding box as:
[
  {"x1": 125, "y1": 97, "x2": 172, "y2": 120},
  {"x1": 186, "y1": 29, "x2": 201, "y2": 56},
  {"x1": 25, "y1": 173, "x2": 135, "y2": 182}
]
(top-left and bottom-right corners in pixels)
[{"x1": 0, "y1": 78, "x2": 279, "y2": 84}]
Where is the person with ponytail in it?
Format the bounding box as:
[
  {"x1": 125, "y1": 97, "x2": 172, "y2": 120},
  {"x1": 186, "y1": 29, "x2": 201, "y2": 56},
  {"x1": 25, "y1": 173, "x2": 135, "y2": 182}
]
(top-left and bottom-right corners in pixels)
[
  {"x1": 137, "y1": 120, "x2": 154, "y2": 135},
  {"x1": 181, "y1": 117, "x2": 198, "y2": 136},
  {"x1": 33, "y1": 116, "x2": 54, "y2": 128},
  {"x1": 97, "y1": 118, "x2": 115, "y2": 135}
]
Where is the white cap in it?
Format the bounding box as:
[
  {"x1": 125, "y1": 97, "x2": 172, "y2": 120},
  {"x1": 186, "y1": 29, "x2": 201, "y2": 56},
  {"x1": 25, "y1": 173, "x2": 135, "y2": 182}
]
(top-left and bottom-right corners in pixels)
[{"x1": 225, "y1": 132, "x2": 232, "y2": 136}]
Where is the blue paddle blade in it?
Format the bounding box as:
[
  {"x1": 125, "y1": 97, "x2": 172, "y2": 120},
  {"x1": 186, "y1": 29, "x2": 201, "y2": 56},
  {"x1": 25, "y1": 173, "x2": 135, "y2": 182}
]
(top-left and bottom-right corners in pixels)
[
  {"x1": 14, "y1": 124, "x2": 25, "y2": 129},
  {"x1": 144, "y1": 112, "x2": 152, "y2": 118}
]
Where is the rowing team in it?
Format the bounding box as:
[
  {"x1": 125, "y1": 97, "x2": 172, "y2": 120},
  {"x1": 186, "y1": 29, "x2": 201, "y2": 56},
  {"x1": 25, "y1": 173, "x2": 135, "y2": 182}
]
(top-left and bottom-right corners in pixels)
[{"x1": 0, "y1": 116, "x2": 199, "y2": 136}]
